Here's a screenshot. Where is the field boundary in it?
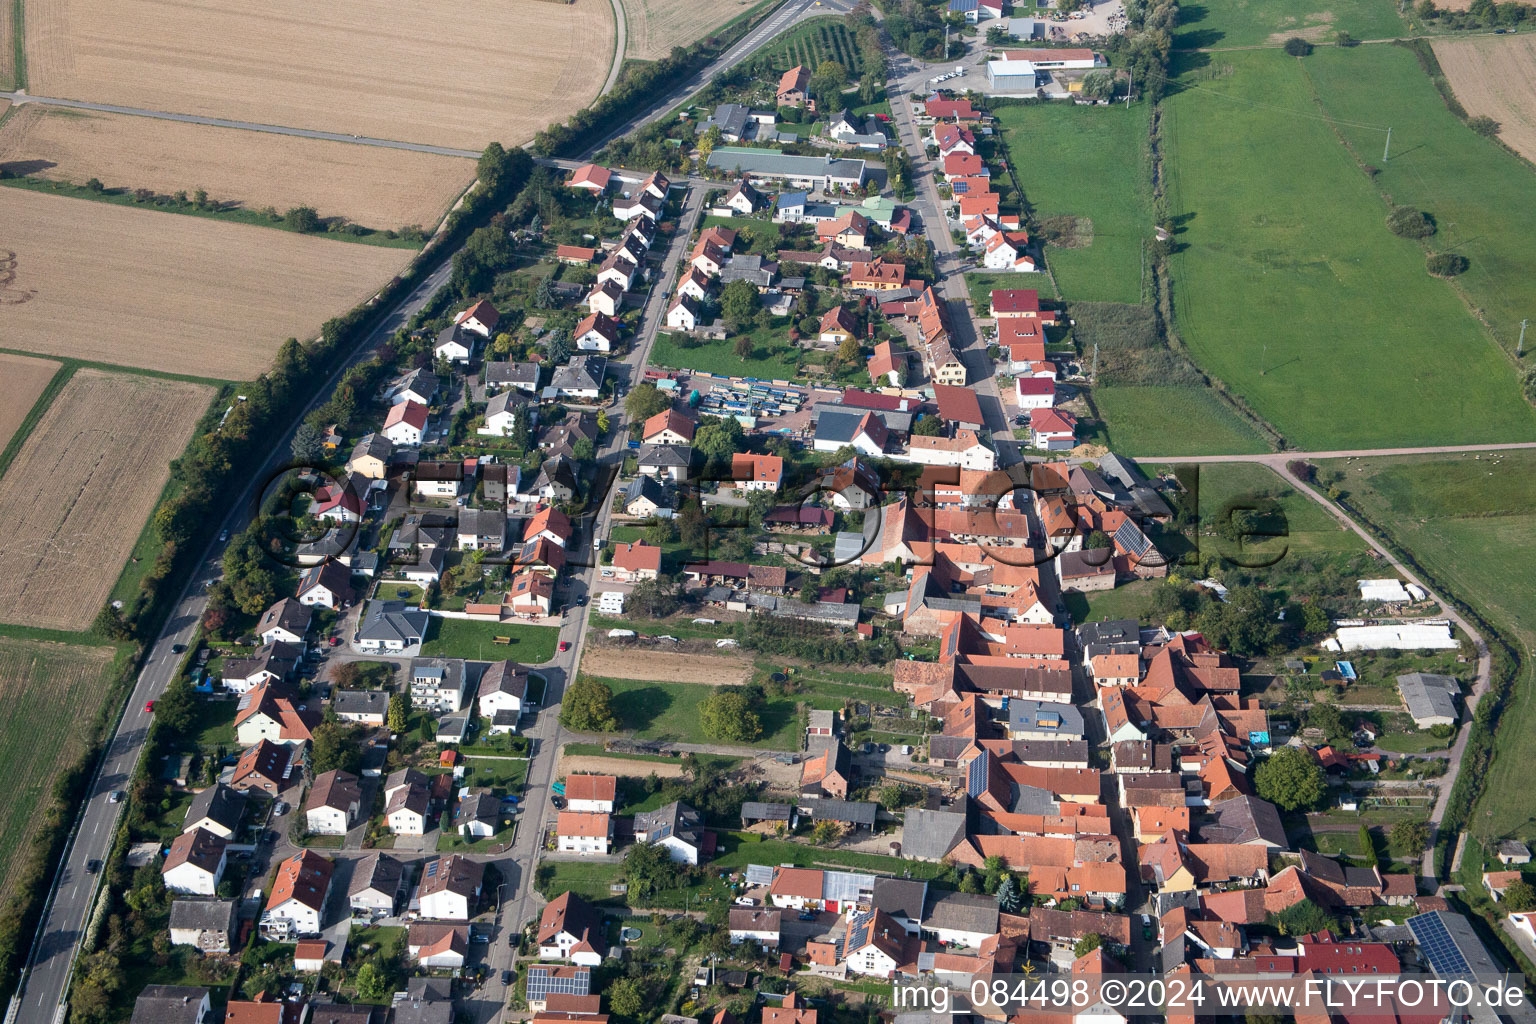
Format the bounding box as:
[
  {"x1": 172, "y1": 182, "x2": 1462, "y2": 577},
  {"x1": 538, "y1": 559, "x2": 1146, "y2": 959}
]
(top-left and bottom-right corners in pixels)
[
  {"x1": 0, "y1": 349, "x2": 228, "y2": 389},
  {"x1": 0, "y1": 360, "x2": 70, "y2": 483},
  {"x1": 7, "y1": 0, "x2": 22, "y2": 92},
  {"x1": 1407, "y1": 37, "x2": 1536, "y2": 176},
  {"x1": 0, "y1": 176, "x2": 424, "y2": 250}
]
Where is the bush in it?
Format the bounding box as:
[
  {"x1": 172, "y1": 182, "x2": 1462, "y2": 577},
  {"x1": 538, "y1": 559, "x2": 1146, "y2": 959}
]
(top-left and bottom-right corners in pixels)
[
  {"x1": 1283, "y1": 37, "x2": 1314, "y2": 56},
  {"x1": 284, "y1": 206, "x2": 321, "y2": 232},
  {"x1": 1468, "y1": 115, "x2": 1501, "y2": 137},
  {"x1": 1386, "y1": 206, "x2": 1436, "y2": 239},
  {"x1": 1427, "y1": 252, "x2": 1469, "y2": 277}
]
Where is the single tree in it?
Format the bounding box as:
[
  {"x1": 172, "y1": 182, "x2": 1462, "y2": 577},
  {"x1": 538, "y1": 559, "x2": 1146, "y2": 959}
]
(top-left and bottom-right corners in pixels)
[
  {"x1": 995, "y1": 875, "x2": 1022, "y2": 913},
  {"x1": 387, "y1": 693, "x2": 410, "y2": 734},
  {"x1": 1255, "y1": 745, "x2": 1327, "y2": 812},
  {"x1": 734, "y1": 335, "x2": 755, "y2": 359},
  {"x1": 284, "y1": 206, "x2": 321, "y2": 232},
  {"x1": 560, "y1": 676, "x2": 619, "y2": 732},
  {"x1": 608, "y1": 977, "x2": 647, "y2": 1019},
  {"x1": 290, "y1": 423, "x2": 324, "y2": 463},
  {"x1": 700, "y1": 689, "x2": 763, "y2": 742},
  {"x1": 1283, "y1": 37, "x2": 1313, "y2": 56},
  {"x1": 1504, "y1": 879, "x2": 1536, "y2": 913},
  {"x1": 912, "y1": 414, "x2": 944, "y2": 436},
  {"x1": 1390, "y1": 819, "x2": 1431, "y2": 856}
]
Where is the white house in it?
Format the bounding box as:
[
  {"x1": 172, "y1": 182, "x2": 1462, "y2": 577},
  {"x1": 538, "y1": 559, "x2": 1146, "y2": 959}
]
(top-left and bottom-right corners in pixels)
[
  {"x1": 409, "y1": 923, "x2": 468, "y2": 970},
  {"x1": 564, "y1": 774, "x2": 617, "y2": 814},
  {"x1": 633, "y1": 801, "x2": 704, "y2": 865},
  {"x1": 304, "y1": 770, "x2": 362, "y2": 836},
  {"x1": 1015, "y1": 376, "x2": 1057, "y2": 410},
  {"x1": 556, "y1": 812, "x2": 613, "y2": 855},
  {"x1": 843, "y1": 910, "x2": 910, "y2": 978},
  {"x1": 263, "y1": 850, "x2": 333, "y2": 939},
  {"x1": 677, "y1": 268, "x2": 711, "y2": 302},
  {"x1": 729, "y1": 907, "x2": 783, "y2": 948},
  {"x1": 666, "y1": 297, "x2": 699, "y2": 331},
  {"x1": 537, "y1": 892, "x2": 604, "y2": 965},
  {"x1": 575, "y1": 313, "x2": 620, "y2": 353},
  {"x1": 483, "y1": 390, "x2": 528, "y2": 437},
  {"x1": 418, "y1": 856, "x2": 483, "y2": 922},
  {"x1": 348, "y1": 852, "x2": 403, "y2": 919},
  {"x1": 384, "y1": 769, "x2": 431, "y2": 836},
  {"x1": 982, "y1": 231, "x2": 1036, "y2": 272},
  {"x1": 256, "y1": 597, "x2": 311, "y2": 645},
  {"x1": 454, "y1": 300, "x2": 501, "y2": 338},
  {"x1": 383, "y1": 400, "x2": 428, "y2": 446},
  {"x1": 410, "y1": 658, "x2": 468, "y2": 713},
  {"x1": 597, "y1": 250, "x2": 639, "y2": 291},
  {"x1": 1030, "y1": 408, "x2": 1077, "y2": 451},
  {"x1": 168, "y1": 899, "x2": 237, "y2": 952},
  {"x1": 723, "y1": 180, "x2": 763, "y2": 215},
  {"x1": 477, "y1": 661, "x2": 529, "y2": 719},
  {"x1": 434, "y1": 326, "x2": 475, "y2": 364},
  {"x1": 162, "y1": 828, "x2": 227, "y2": 896},
  {"x1": 587, "y1": 280, "x2": 624, "y2": 317},
  {"x1": 905, "y1": 430, "x2": 997, "y2": 471}
]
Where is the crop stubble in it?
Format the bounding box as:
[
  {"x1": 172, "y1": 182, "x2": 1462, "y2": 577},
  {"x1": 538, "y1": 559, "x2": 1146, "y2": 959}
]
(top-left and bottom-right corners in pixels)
[
  {"x1": 0, "y1": 353, "x2": 60, "y2": 451},
  {"x1": 0, "y1": 187, "x2": 408, "y2": 378},
  {"x1": 623, "y1": 0, "x2": 756, "y2": 61},
  {"x1": 0, "y1": 368, "x2": 213, "y2": 632},
  {"x1": 0, "y1": 106, "x2": 476, "y2": 229},
  {"x1": 1432, "y1": 35, "x2": 1536, "y2": 164},
  {"x1": 579, "y1": 646, "x2": 752, "y2": 685},
  {"x1": 24, "y1": 0, "x2": 613, "y2": 151},
  {"x1": 0, "y1": 639, "x2": 117, "y2": 899}
]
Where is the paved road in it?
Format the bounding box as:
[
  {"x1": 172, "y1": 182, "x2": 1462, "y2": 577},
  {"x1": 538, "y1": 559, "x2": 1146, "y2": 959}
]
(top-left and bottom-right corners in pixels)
[
  {"x1": 602, "y1": 0, "x2": 630, "y2": 97},
  {"x1": 0, "y1": 91, "x2": 485, "y2": 158}
]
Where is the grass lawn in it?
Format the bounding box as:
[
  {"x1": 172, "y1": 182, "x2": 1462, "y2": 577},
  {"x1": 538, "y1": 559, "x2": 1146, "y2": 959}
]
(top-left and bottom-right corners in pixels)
[
  {"x1": 964, "y1": 270, "x2": 1057, "y2": 312},
  {"x1": 994, "y1": 101, "x2": 1154, "y2": 305},
  {"x1": 1375, "y1": 731, "x2": 1452, "y2": 754},
  {"x1": 461, "y1": 756, "x2": 529, "y2": 791},
  {"x1": 438, "y1": 822, "x2": 517, "y2": 853},
  {"x1": 650, "y1": 325, "x2": 802, "y2": 380},
  {"x1": 378, "y1": 581, "x2": 426, "y2": 604},
  {"x1": 562, "y1": 741, "x2": 742, "y2": 770},
  {"x1": 589, "y1": 612, "x2": 730, "y2": 641},
  {"x1": 0, "y1": 635, "x2": 126, "y2": 901},
  {"x1": 188, "y1": 696, "x2": 238, "y2": 752},
  {"x1": 703, "y1": 214, "x2": 783, "y2": 251},
  {"x1": 1181, "y1": 462, "x2": 1369, "y2": 559},
  {"x1": 1172, "y1": 0, "x2": 1405, "y2": 49},
  {"x1": 1321, "y1": 451, "x2": 1536, "y2": 843},
  {"x1": 1161, "y1": 49, "x2": 1536, "y2": 449},
  {"x1": 1063, "y1": 578, "x2": 1161, "y2": 626},
  {"x1": 539, "y1": 860, "x2": 626, "y2": 905},
  {"x1": 1307, "y1": 43, "x2": 1536, "y2": 362},
  {"x1": 709, "y1": 832, "x2": 948, "y2": 878},
  {"x1": 587, "y1": 676, "x2": 803, "y2": 750},
  {"x1": 1085, "y1": 385, "x2": 1268, "y2": 456},
  {"x1": 420, "y1": 616, "x2": 559, "y2": 663}
]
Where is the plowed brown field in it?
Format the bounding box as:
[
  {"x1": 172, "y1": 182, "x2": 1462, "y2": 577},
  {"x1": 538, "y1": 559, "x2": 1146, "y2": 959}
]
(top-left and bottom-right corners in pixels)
[
  {"x1": 0, "y1": 369, "x2": 213, "y2": 631},
  {"x1": 0, "y1": 353, "x2": 60, "y2": 451},
  {"x1": 0, "y1": 107, "x2": 475, "y2": 229},
  {"x1": 0, "y1": 187, "x2": 407, "y2": 378},
  {"x1": 1433, "y1": 35, "x2": 1536, "y2": 164},
  {"x1": 23, "y1": 0, "x2": 613, "y2": 151},
  {"x1": 622, "y1": 0, "x2": 756, "y2": 60},
  {"x1": 579, "y1": 647, "x2": 752, "y2": 685}
]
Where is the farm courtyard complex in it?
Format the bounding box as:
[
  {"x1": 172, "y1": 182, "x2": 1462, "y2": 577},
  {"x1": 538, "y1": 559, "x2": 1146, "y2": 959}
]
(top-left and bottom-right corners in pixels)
[{"x1": 5, "y1": 0, "x2": 1536, "y2": 1021}]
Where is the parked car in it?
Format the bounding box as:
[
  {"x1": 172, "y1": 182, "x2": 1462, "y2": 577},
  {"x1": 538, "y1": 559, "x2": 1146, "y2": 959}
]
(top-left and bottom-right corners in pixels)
[
  {"x1": 558, "y1": 641, "x2": 571, "y2": 652},
  {"x1": 798, "y1": 910, "x2": 818, "y2": 921}
]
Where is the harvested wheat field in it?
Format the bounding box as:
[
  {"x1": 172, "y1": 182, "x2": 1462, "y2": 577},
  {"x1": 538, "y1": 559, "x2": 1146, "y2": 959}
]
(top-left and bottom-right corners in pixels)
[
  {"x1": 0, "y1": 0, "x2": 12, "y2": 90},
  {"x1": 623, "y1": 0, "x2": 755, "y2": 60},
  {"x1": 557, "y1": 753, "x2": 687, "y2": 779},
  {"x1": 0, "y1": 107, "x2": 475, "y2": 229},
  {"x1": 0, "y1": 353, "x2": 61, "y2": 451},
  {"x1": 0, "y1": 638, "x2": 118, "y2": 900},
  {"x1": 0, "y1": 188, "x2": 407, "y2": 378},
  {"x1": 1433, "y1": 35, "x2": 1536, "y2": 162},
  {"x1": 579, "y1": 647, "x2": 752, "y2": 686},
  {"x1": 0, "y1": 369, "x2": 213, "y2": 631},
  {"x1": 25, "y1": 0, "x2": 613, "y2": 151}
]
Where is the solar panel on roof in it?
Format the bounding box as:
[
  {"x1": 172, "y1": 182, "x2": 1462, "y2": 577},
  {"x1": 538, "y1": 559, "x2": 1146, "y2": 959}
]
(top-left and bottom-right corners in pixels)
[
  {"x1": 1407, "y1": 913, "x2": 1471, "y2": 974},
  {"x1": 967, "y1": 751, "x2": 990, "y2": 797},
  {"x1": 1114, "y1": 520, "x2": 1151, "y2": 558}
]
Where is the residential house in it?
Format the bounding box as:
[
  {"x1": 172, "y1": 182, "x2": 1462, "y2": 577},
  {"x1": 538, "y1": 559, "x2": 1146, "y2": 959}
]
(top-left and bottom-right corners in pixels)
[
  {"x1": 457, "y1": 508, "x2": 506, "y2": 552},
  {"x1": 848, "y1": 259, "x2": 906, "y2": 291},
  {"x1": 906, "y1": 430, "x2": 996, "y2": 472},
  {"x1": 433, "y1": 326, "x2": 475, "y2": 364},
  {"x1": 305, "y1": 770, "x2": 362, "y2": 836},
  {"x1": 383, "y1": 400, "x2": 429, "y2": 446},
  {"x1": 676, "y1": 267, "x2": 711, "y2": 302},
  {"x1": 812, "y1": 408, "x2": 888, "y2": 456},
  {"x1": 454, "y1": 300, "x2": 500, "y2": 338},
  {"x1": 417, "y1": 855, "x2": 483, "y2": 921},
  {"x1": 565, "y1": 775, "x2": 617, "y2": 813},
  {"x1": 567, "y1": 163, "x2": 612, "y2": 193},
  {"x1": 182, "y1": 784, "x2": 245, "y2": 840},
  {"x1": 729, "y1": 907, "x2": 783, "y2": 948},
  {"x1": 769, "y1": 867, "x2": 824, "y2": 910},
  {"x1": 633, "y1": 801, "x2": 706, "y2": 864},
  {"x1": 922, "y1": 892, "x2": 999, "y2": 948},
  {"x1": 1030, "y1": 408, "x2": 1078, "y2": 450},
  {"x1": 390, "y1": 368, "x2": 438, "y2": 407},
  {"x1": 800, "y1": 741, "x2": 852, "y2": 799},
  {"x1": 575, "y1": 312, "x2": 620, "y2": 353},
  {"x1": 819, "y1": 305, "x2": 859, "y2": 345},
  {"x1": 349, "y1": 852, "x2": 404, "y2": 918},
  {"x1": 346, "y1": 433, "x2": 392, "y2": 480},
  {"x1": 586, "y1": 280, "x2": 624, "y2": 317},
  {"x1": 385, "y1": 770, "x2": 432, "y2": 836},
  {"x1": 484, "y1": 389, "x2": 531, "y2": 437},
  {"x1": 637, "y1": 443, "x2": 692, "y2": 483},
  {"x1": 478, "y1": 661, "x2": 529, "y2": 718},
  {"x1": 235, "y1": 681, "x2": 321, "y2": 747},
  {"x1": 263, "y1": 850, "x2": 334, "y2": 938},
  {"x1": 731, "y1": 453, "x2": 783, "y2": 492},
  {"x1": 643, "y1": 408, "x2": 696, "y2": 446},
  {"x1": 817, "y1": 211, "x2": 872, "y2": 248},
  {"x1": 538, "y1": 891, "x2": 604, "y2": 964},
  {"x1": 296, "y1": 561, "x2": 354, "y2": 610},
  {"x1": 410, "y1": 658, "x2": 469, "y2": 713},
  {"x1": 169, "y1": 898, "x2": 237, "y2": 952},
  {"x1": 777, "y1": 65, "x2": 811, "y2": 107},
  {"x1": 355, "y1": 602, "x2": 429, "y2": 654},
  {"x1": 844, "y1": 909, "x2": 915, "y2": 978},
  {"x1": 221, "y1": 641, "x2": 300, "y2": 694},
  {"x1": 130, "y1": 987, "x2": 212, "y2": 1024},
  {"x1": 552, "y1": 356, "x2": 607, "y2": 400},
  {"x1": 163, "y1": 828, "x2": 227, "y2": 895},
  {"x1": 623, "y1": 474, "x2": 672, "y2": 518},
  {"x1": 610, "y1": 541, "x2": 663, "y2": 582},
  {"x1": 868, "y1": 341, "x2": 906, "y2": 387},
  {"x1": 666, "y1": 296, "x2": 700, "y2": 331},
  {"x1": 556, "y1": 812, "x2": 613, "y2": 854},
  {"x1": 456, "y1": 791, "x2": 502, "y2": 838},
  {"x1": 523, "y1": 456, "x2": 579, "y2": 503},
  {"x1": 409, "y1": 923, "x2": 469, "y2": 969},
  {"x1": 723, "y1": 180, "x2": 763, "y2": 214},
  {"x1": 257, "y1": 598, "x2": 311, "y2": 645},
  {"x1": 230, "y1": 739, "x2": 292, "y2": 796},
  {"x1": 486, "y1": 361, "x2": 541, "y2": 395},
  {"x1": 524, "y1": 966, "x2": 594, "y2": 1012}
]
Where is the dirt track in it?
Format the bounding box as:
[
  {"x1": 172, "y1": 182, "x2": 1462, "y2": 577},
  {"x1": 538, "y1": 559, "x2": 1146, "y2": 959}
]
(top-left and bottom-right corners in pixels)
[
  {"x1": 557, "y1": 753, "x2": 687, "y2": 778},
  {"x1": 579, "y1": 646, "x2": 753, "y2": 686},
  {"x1": 1433, "y1": 35, "x2": 1536, "y2": 163}
]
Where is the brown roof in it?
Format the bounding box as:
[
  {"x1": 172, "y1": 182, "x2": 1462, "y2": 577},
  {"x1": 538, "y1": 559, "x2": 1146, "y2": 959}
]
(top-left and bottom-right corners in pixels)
[
  {"x1": 538, "y1": 891, "x2": 600, "y2": 945},
  {"x1": 418, "y1": 855, "x2": 484, "y2": 900},
  {"x1": 305, "y1": 770, "x2": 361, "y2": 813},
  {"x1": 165, "y1": 827, "x2": 226, "y2": 876}
]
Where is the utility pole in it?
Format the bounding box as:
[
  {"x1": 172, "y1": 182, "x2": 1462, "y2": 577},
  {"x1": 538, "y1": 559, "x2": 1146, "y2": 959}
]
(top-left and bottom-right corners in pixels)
[
  {"x1": 1383, "y1": 126, "x2": 1392, "y2": 163},
  {"x1": 945, "y1": 23, "x2": 951, "y2": 60},
  {"x1": 1520, "y1": 318, "x2": 1529, "y2": 358},
  {"x1": 1126, "y1": 64, "x2": 1134, "y2": 106},
  {"x1": 1091, "y1": 341, "x2": 1099, "y2": 380}
]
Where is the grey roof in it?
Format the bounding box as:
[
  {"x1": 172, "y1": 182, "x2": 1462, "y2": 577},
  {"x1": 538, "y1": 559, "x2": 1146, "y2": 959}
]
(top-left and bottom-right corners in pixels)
[
  {"x1": 457, "y1": 507, "x2": 505, "y2": 541},
  {"x1": 746, "y1": 593, "x2": 860, "y2": 625},
  {"x1": 1098, "y1": 453, "x2": 1149, "y2": 490},
  {"x1": 1397, "y1": 672, "x2": 1459, "y2": 723},
  {"x1": 900, "y1": 806, "x2": 968, "y2": 860},
  {"x1": 487, "y1": 388, "x2": 530, "y2": 418},
  {"x1": 348, "y1": 431, "x2": 392, "y2": 466},
  {"x1": 308, "y1": 1004, "x2": 381, "y2": 1024},
  {"x1": 257, "y1": 597, "x2": 311, "y2": 637},
  {"x1": 223, "y1": 640, "x2": 301, "y2": 683},
  {"x1": 807, "y1": 799, "x2": 878, "y2": 826},
  {"x1": 871, "y1": 877, "x2": 928, "y2": 922},
  {"x1": 808, "y1": 709, "x2": 837, "y2": 732},
  {"x1": 740, "y1": 801, "x2": 793, "y2": 824},
  {"x1": 720, "y1": 253, "x2": 778, "y2": 288},
  {"x1": 810, "y1": 401, "x2": 915, "y2": 435},
  {"x1": 834, "y1": 531, "x2": 869, "y2": 565},
  {"x1": 349, "y1": 852, "x2": 405, "y2": 899},
  {"x1": 394, "y1": 997, "x2": 454, "y2": 1024},
  {"x1": 625, "y1": 474, "x2": 673, "y2": 509},
  {"x1": 1007, "y1": 739, "x2": 1090, "y2": 767},
  {"x1": 705, "y1": 102, "x2": 752, "y2": 138},
  {"x1": 478, "y1": 661, "x2": 529, "y2": 701},
  {"x1": 637, "y1": 443, "x2": 692, "y2": 468},
  {"x1": 1011, "y1": 783, "x2": 1057, "y2": 816},
  {"x1": 1059, "y1": 548, "x2": 1117, "y2": 580},
  {"x1": 552, "y1": 355, "x2": 607, "y2": 392},
  {"x1": 130, "y1": 986, "x2": 209, "y2": 1024},
  {"x1": 1005, "y1": 699, "x2": 1085, "y2": 739},
  {"x1": 814, "y1": 406, "x2": 884, "y2": 446},
  {"x1": 532, "y1": 456, "x2": 580, "y2": 494},
  {"x1": 525, "y1": 964, "x2": 592, "y2": 1003},
  {"x1": 168, "y1": 898, "x2": 236, "y2": 934},
  {"x1": 390, "y1": 512, "x2": 456, "y2": 551},
  {"x1": 1199, "y1": 795, "x2": 1288, "y2": 848},
  {"x1": 357, "y1": 602, "x2": 429, "y2": 644},
  {"x1": 184, "y1": 784, "x2": 245, "y2": 833},
  {"x1": 332, "y1": 689, "x2": 389, "y2": 718},
  {"x1": 925, "y1": 735, "x2": 972, "y2": 764},
  {"x1": 1077, "y1": 619, "x2": 1140, "y2": 647},
  {"x1": 455, "y1": 791, "x2": 501, "y2": 827},
  {"x1": 706, "y1": 147, "x2": 867, "y2": 184},
  {"x1": 1408, "y1": 910, "x2": 1507, "y2": 981},
  {"x1": 635, "y1": 800, "x2": 703, "y2": 848},
  {"x1": 412, "y1": 656, "x2": 465, "y2": 691},
  {"x1": 923, "y1": 891, "x2": 1000, "y2": 936}
]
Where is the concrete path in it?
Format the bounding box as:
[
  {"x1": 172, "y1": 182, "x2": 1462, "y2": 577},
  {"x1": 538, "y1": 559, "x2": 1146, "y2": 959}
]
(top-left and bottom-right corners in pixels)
[{"x1": 602, "y1": 0, "x2": 630, "y2": 97}]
